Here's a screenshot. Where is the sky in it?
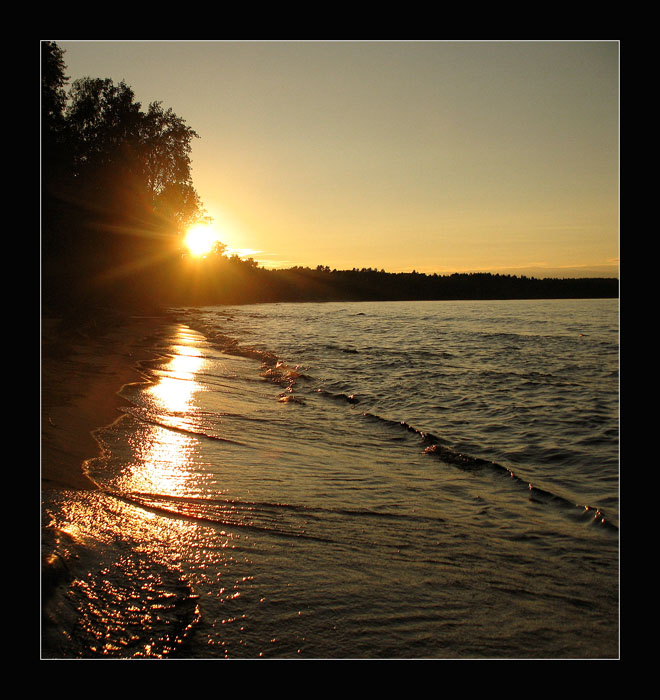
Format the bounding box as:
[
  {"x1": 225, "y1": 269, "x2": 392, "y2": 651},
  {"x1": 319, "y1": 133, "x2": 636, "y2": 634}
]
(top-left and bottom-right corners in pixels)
[{"x1": 54, "y1": 40, "x2": 619, "y2": 278}]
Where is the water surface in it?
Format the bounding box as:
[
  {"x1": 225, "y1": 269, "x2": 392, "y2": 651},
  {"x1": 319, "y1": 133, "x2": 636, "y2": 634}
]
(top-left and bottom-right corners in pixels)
[{"x1": 43, "y1": 299, "x2": 619, "y2": 658}]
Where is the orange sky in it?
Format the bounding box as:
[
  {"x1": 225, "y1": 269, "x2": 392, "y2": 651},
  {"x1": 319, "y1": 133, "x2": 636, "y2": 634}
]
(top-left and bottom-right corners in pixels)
[{"x1": 55, "y1": 40, "x2": 619, "y2": 278}]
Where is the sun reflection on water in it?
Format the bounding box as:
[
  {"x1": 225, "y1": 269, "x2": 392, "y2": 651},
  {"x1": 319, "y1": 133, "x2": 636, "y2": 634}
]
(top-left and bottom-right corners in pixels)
[
  {"x1": 42, "y1": 325, "x2": 257, "y2": 658},
  {"x1": 148, "y1": 339, "x2": 205, "y2": 416},
  {"x1": 116, "y1": 327, "x2": 209, "y2": 498},
  {"x1": 121, "y1": 426, "x2": 199, "y2": 496}
]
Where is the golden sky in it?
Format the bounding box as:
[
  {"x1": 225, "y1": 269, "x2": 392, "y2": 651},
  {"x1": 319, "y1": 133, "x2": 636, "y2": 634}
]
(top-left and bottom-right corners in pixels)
[{"x1": 55, "y1": 40, "x2": 619, "y2": 277}]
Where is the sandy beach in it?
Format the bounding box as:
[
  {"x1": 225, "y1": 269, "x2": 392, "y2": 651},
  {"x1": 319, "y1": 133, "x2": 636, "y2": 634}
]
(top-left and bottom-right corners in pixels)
[
  {"x1": 41, "y1": 311, "x2": 168, "y2": 492},
  {"x1": 41, "y1": 310, "x2": 171, "y2": 645},
  {"x1": 41, "y1": 309, "x2": 177, "y2": 656}
]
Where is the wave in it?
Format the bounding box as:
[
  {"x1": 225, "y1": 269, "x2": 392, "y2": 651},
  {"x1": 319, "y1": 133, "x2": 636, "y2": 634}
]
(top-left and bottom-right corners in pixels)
[
  {"x1": 324, "y1": 343, "x2": 360, "y2": 354},
  {"x1": 173, "y1": 309, "x2": 618, "y2": 533},
  {"x1": 357, "y1": 410, "x2": 618, "y2": 532},
  {"x1": 100, "y1": 489, "x2": 445, "y2": 545},
  {"x1": 173, "y1": 315, "x2": 315, "y2": 393},
  {"x1": 316, "y1": 389, "x2": 361, "y2": 405},
  {"x1": 109, "y1": 490, "x2": 332, "y2": 542},
  {"x1": 119, "y1": 406, "x2": 252, "y2": 447}
]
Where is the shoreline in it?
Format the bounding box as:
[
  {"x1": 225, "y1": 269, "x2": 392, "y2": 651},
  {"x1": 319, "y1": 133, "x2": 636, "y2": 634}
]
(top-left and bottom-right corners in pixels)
[
  {"x1": 41, "y1": 311, "x2": 169, "y2": 492},
  {"x1": 41, "y1": 309, "x2": 175, "y2": 655}
]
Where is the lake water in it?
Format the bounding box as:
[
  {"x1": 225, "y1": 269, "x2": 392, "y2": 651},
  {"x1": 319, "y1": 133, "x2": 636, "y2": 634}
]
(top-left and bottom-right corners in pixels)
[{"x1": 42, "y1": 298, "x2": 619, "y2": 659}]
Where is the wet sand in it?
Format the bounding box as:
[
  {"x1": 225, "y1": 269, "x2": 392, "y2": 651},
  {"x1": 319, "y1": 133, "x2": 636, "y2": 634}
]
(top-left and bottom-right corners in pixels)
[
  {"x1": 41, "y1": 311, "x2": 169, "y2": 491},
  {"x1": 41, "y1": 310, "x2": 171, "y2": 645}
]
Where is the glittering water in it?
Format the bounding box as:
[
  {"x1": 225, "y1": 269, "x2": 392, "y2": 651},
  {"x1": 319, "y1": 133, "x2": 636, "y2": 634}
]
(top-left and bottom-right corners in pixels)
[{"x1": 42, "y1": 299, "x2": 619, "y2": 659}]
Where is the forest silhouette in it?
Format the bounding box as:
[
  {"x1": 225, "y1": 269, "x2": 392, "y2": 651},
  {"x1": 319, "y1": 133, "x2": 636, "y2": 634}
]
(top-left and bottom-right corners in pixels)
[{"x1": 41, "y1": 42, "x2": 618, "y2": 314}]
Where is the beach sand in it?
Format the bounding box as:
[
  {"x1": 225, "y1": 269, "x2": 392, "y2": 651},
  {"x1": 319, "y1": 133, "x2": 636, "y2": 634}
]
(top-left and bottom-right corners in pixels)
[
  {"x1": 41, "y1": 309, "x2": 170, "y2": 652},
  {"x1": 41, "y1": 311, "x2": 167, "y2": 491}
]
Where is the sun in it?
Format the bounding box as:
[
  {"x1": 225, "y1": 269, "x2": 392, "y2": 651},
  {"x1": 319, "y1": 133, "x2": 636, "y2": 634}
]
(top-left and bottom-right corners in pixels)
[{"x1": 184, "y1": 224, "x2": 218, "y2": 257}]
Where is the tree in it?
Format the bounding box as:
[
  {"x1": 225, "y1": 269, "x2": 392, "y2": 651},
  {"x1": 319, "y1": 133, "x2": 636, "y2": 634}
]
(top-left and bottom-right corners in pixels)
[
  {"x1": 63, "y1": 85, "x2": 202, "y2": 232},
  {"x1": 41, "y1": 41, "x2": 68, "y2": 142},
  {"x1": 42, "y1": 42, "x2": 73, "y2": 274},
  {"x1": 63, "y1": 77, "x2": 204, "y2": 238},
  {"x1": 65, "y1": 78, "x2": 143, "y2": 175},
  {"x1": 42, "y1": 43, "x2": 206, "y2": 309}
]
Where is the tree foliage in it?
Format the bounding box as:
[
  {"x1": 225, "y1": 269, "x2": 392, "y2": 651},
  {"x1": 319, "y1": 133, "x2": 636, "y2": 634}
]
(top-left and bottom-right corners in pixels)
[
  {"x1": 41, "y1": 41, "x2": 68, "y2": 140},
  {"x1": 42, "y1": 42, "x2": 204, "y2": 311}
]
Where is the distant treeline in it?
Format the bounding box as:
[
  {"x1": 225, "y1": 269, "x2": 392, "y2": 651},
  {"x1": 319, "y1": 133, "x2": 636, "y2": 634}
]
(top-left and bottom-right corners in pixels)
[
  {"x1": 41, "y1": 43, "x2": 618, "y2": 314},
  {"x1": 159, "y1": 255, "x2": 619, "y2": 307}
]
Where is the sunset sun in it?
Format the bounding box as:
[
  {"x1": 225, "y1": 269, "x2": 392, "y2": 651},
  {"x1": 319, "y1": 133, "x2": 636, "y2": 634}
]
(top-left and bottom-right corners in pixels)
[{"x1": 184, "y1": 224, "x2": 218, "y2": 257}]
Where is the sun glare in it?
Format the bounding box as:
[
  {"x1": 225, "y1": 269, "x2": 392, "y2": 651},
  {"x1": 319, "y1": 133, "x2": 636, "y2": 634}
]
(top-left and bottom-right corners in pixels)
[{"x1": 185, "y1": 224, "x2": 218, "y2": 257}]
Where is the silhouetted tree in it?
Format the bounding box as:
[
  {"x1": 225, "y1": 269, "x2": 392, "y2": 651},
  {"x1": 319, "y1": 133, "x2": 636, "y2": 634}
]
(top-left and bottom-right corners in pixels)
[
  {"x1": 41, "y1": 42, "x2": 68, "y2": 145},
  {"x1": 42, "y1": 42, "x2": 74, "y2": 286},
  {"x1": 42, "y1": 43, "x2": 205, "y2": 311},
  {"x1": 63, "y1": 78, "x2": 202, "y2": 230}
]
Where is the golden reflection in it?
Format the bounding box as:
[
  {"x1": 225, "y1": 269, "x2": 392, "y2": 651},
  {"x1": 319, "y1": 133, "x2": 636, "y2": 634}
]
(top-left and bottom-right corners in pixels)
[
  {"x1": 121, "y1": 425, "x2": 198, "y2": 497},
  {"x1": 149, "y1": 373, "x2": 200, "y2": 417},
  {"x1": 121, "y1": 326, "x2": 208, "y2": 497},
  {"x1": 147, "y1": 334, "x2": 205, "y2": 418}
]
